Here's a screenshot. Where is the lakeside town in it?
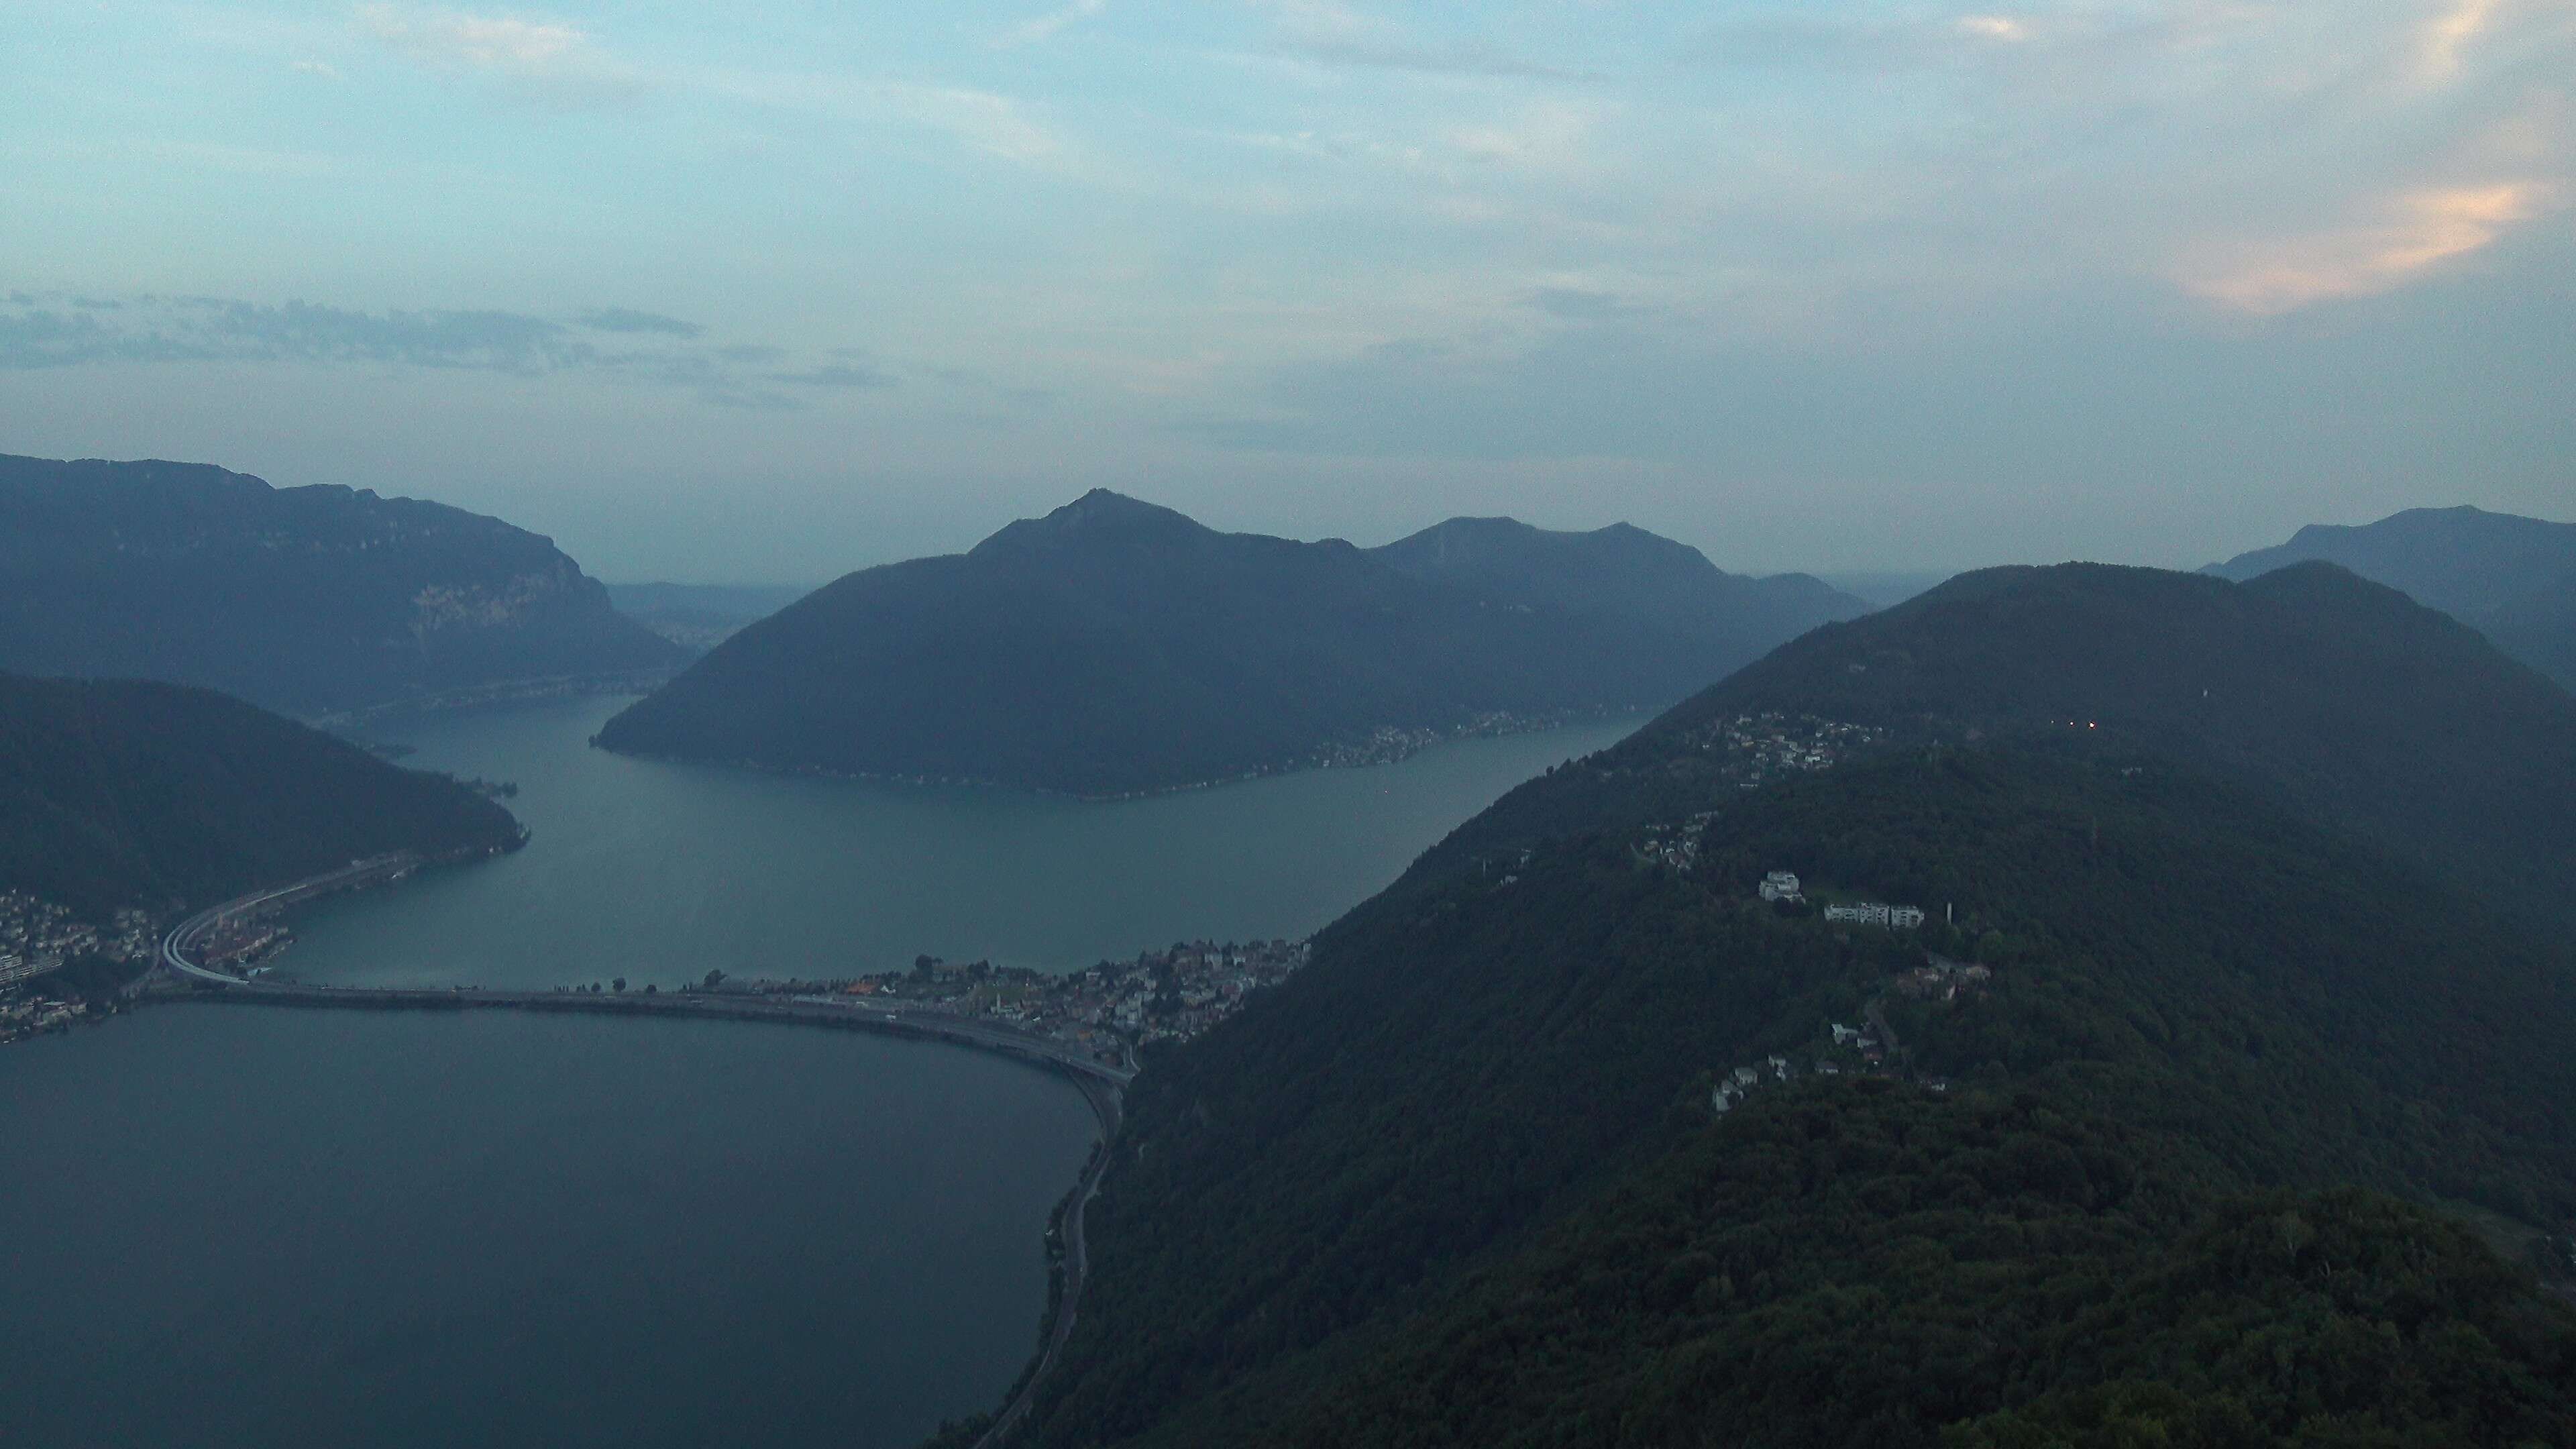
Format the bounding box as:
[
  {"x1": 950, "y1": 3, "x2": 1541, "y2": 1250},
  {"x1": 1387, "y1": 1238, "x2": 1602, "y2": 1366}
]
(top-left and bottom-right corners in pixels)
[
  {"x1": 0, "y1": 890, "x2": 158, "y2": 1044},
  {"x1": 673, "y1": 936, "x2": 1315, "y2": 1071}
]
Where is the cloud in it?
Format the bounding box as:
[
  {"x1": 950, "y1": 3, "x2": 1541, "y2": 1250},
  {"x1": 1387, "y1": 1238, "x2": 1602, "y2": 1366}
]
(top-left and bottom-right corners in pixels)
[
  {"x1": 876, "y1": 83, "x2": 1071, "y2": 166},
  {"x1": 576, "y1": 307, "x2": 704, "y2": 337},
  {"x1": 995, "y1": 0, "x2": 1105, "y2": 49},
  {"x1": 292, "y1": 59, "x2": 343, "y2": 80},
  {"x1": 1953, "y1": 15, "x2": 2029, "y2": 44},
  {"x1": 2421, "y1": 0, "x2": 2507, "y2": 82},
  {"x1": 0, "y1": 291, "x2": 892, "y2": 408},
  {"x1": 358, "y1": 3, "x2": 643, "y2": 106},
  {"x1": 1251, "y1": 0, "x2": 1593, "y2": 80},
  {"x1": 2184, "y1": 182, "x2": 2553, "y2": 313},
  {"x1": 767, "y1": 362, "x2": 896, "y2": 389}
]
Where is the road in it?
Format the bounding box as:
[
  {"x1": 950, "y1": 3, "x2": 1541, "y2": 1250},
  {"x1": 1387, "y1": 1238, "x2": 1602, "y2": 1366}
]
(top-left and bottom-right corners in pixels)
[{"x1": 975, "y1": 1071, "x2": 1122, "y2": 1449}]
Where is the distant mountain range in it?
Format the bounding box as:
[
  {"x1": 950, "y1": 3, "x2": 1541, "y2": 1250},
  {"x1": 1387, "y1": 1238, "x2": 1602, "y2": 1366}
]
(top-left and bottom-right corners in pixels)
[
  {"x1": 0, "y1": 454, "x2": 682, "y2": 718},
  {"x1": 2210, "y1": 505, "x2": 2576, "y2": 692},
  {"x1": 594, "y1": 491, "x2": 1868, "y2": 795},
  {"x1": 604, "y1": 582, "x2": 810, "y2": 655},
  {"x1": 994, "y1": 557, "x2": 2576, "y2": 1448},
  {"x1": 0, "y1": 672, "x2": 521, "y2": 925}
]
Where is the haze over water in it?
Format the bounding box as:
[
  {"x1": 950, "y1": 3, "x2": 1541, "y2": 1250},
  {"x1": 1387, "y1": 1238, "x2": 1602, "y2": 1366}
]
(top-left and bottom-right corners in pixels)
[{"x1": 290, "y1": 695, "x2": 1640, "y2": 990}]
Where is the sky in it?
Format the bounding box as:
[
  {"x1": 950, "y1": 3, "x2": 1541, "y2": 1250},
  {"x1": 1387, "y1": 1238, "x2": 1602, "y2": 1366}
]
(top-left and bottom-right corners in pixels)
[{"x1": 5, "y1": 0, "x2": 2571, "y2": 584}]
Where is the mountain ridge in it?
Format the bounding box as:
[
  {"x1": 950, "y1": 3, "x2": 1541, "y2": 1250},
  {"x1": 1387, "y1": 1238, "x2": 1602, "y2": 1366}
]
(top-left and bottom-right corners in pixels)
[
  {"x1": 0, "y1": 453, "x2": 683, "y2": 717},
  {"x1": 596, "y1": 492, "x2": 1870, "y2": 795},
  {"x1": 2208, "y1": 504, "x2": 2576, "y2": 691}
]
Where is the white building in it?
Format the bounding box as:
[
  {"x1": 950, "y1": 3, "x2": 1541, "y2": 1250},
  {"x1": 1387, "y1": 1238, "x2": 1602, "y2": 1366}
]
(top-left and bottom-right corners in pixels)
[
  {"x1": 1758, "y1": 870, "x2": 1803, "y2": 902},
  {"x1": 1823, "y1": 900, "x2": 1927, "y2": 930}
]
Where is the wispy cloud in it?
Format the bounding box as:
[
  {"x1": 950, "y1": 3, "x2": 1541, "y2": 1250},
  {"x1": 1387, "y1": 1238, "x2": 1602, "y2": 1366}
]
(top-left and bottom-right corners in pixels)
[
  {"x1": 994, "y1": 0, "x2": 1106, "y2": 50},
  {"x1": 0, "y1": 292, "x2": 890, "y2": 409},
  {"x1": 1252, "y1": 0, "x2": 1594, "y2": 80},
  {"x1": 358, "y1": 3, "x2": 645, "y2": 107},
  {"x1": 875, "y1": 82, "x2": 1072, "y2": 166},
  {"x1": 2421, "y1": 0, "x2": 2508, "y2": 83},
  {"x1": 576, "y1": 307, "x2": 704, "y2": 337},
  {"x1": 2184, "y1": 182, "x2": 2554, "y2": 313}
]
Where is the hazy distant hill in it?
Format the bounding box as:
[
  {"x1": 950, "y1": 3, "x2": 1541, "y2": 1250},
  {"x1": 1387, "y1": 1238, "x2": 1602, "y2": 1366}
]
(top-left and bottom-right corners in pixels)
[
  {"x1": 0, "y1": 454, "x2": 683, "y2": 717},
  {"x1": 0, "y1": 673, "x2": 521, "y2": 922},
  {"x1": 1430, "y1": 561, "x2": 2576, "y2": 911},
  {"x1": 994, "y1": 568, "x2": 2576, "y2": 1448},
  {"x1": 605, "y1": 582, "x2": 810, "y2": 655},
  {"x1": 2210, "y1": 506, "x2": 2576, "y2": 691},
  {"x1": 596, "y1": 492, "x2": 1867, "y2": 795}
]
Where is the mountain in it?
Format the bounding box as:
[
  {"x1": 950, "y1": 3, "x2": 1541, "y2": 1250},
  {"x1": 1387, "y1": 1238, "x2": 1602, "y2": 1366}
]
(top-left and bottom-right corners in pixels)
[
  {"x1": 0, "y1": 672, "x2": 521, "y2": 924},
  {"x1": 0, "y1": 454, "x2": 684, "y2": 717},
  {"x1": 2210, "y1": 506, "x2": 2576, "y2": 692},
  {"x1": 1432, "y1": 561, "x2": 2576, "y2": 910},
  {"x1": 604, "y1": 582, "x2": 810, "y2": 655},
  {"x1": 959, "y1": 562, "x2": 2576, "y2": 1448},
  {"x1": 594, "y1": 492, "x2": 1868, "y2": 796},
  {"x1": 1001, "y1": 747, "x2": 2576, "y2": 1448}
]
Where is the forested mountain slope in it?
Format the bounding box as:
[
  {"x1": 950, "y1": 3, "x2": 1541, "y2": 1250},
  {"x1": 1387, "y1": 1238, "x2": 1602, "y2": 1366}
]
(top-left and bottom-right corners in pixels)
[
  {"x1": 594, "y1": 492, "x2": 1865, "y2": 796},
  {"x1": 1006, "y1": 747, "x2": 2576, "y2": 1448},
  {"x1": 1424, "y1": 561, "x2": 2576, "y2": 909},
  {"x1": 0, "y1": 673, "x2": 521, "y2": 921},
  {"x1": 0, "y1": 453, "x2": 680, "y2": 716},
  {"x1": 2211, "y1": 505, "x2": 2576, "y2": 691}
]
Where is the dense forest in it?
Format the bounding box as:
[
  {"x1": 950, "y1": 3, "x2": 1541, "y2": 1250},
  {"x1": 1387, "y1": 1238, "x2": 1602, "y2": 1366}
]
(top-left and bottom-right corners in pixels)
[
  {"x1": 994, "y1": 742, "x2": 2576, "y2": 1433},
  {"x1": 595, "y1": 491, "x2": 1864, "y2": 795},
  {"x1": 0, "y1": 672, "x2": 523, "y2": 922},
  {"x1": 0, "y1": 453, "x2": 680, "y2": 716},
  {"x1": 1422, "y1": 561, "x2": 2576, "y2": 910}
]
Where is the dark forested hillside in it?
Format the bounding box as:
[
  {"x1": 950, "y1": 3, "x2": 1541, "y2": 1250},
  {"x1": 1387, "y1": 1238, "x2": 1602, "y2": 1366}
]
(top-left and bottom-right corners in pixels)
[
  {"x1": 1424, "y1": 561, "x2": 2576, "y2": 909},
  {"x1": 1005, "y1": 746, "x2": 2576, "y2": 1449},
  {"x1": 973, "y1": 559, "x2": 2576, "y2": 1448},
  {"x1": 0, "y1": 453, "x2": 682, "y2": 716},
  {"x1": 594, "y1": 492, "x2": 1866, "y2": 795},
  {"x1": 0, "y1": 673, "x2": 522, "y2": 921},
  {"x1": 2210, "y1": 505, "x2": 2576, "y2": 691}
]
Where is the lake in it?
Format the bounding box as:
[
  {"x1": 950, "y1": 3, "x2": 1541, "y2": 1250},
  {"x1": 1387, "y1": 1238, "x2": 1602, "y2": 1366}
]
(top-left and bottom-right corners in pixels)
[
  {"x1": 287, "y1": 696, "x2": 1640, "y2": 989},
  {"x1": 1, "y1": 699, "x2": 1637, "y2": 1447}
]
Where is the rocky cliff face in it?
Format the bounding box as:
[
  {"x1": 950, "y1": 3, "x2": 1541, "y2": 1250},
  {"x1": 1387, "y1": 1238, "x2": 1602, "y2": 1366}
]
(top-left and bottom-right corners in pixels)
[{"x1": 0, "y1": 453, "x2": 682, "y2": 716}]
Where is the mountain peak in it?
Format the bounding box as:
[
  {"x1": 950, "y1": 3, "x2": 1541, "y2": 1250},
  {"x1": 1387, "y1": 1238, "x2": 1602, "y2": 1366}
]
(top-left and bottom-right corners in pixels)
[{"x1": 972, "y1": 490, "x2": 1215, "y2": 557}]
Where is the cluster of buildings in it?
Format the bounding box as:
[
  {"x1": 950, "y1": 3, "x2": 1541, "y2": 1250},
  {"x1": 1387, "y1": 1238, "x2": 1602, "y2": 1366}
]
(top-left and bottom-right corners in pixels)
[
  {"x1": 1892, "y1": 953, "x2": 1992, "y2": 1002},
  {"x1": 1, "y1": 892, "x2": 156, "y2": 1045},
  {"x1": 1754, "y1": 871, "x2": 1930, "y2": 930},
  {"x1": 695, "y1": 937, "x2": 1315, "y2": 1069},
  {"x1": 1709, "y1": 947, "x2": 2004, "y2": 1116},
  {"x1": 1679, "y1": 712, "x2": 1890, "y2": 788},
  {"x1": 1823, "y1": 901, "x2": 1928, "y2": 929},
  {"x1": 1635, "y1": 812, "x2": 1719, "y2": 871}
]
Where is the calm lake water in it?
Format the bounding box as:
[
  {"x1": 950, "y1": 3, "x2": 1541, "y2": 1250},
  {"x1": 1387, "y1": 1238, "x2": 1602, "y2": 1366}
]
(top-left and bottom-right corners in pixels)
[
  {"x1": 288, "y1": 696, "x2": 1640, "y2": 989},
  {"x1": 0, "y1": 1007, "x2": 1099, "y2": 1449},
  {"x1": 1, "y1": 700, "x2": 1637, "y2": 1448}
]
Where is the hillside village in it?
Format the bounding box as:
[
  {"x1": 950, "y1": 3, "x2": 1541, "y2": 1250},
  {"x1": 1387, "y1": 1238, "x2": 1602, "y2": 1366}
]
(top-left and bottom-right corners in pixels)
[{"x1": 1711, "y1": 949, "x2": 1998, "y2": 1114}]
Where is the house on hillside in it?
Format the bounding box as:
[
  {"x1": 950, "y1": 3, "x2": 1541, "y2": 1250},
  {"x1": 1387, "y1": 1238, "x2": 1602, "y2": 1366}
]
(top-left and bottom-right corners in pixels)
[{"x1": 1759, "y1": 870, "x2": 1803, "y2": 903}]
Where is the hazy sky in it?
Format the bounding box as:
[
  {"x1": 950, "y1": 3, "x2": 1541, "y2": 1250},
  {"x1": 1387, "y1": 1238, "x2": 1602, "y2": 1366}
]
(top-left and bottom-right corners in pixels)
[{"x1": 6, "y1": 1, "x2": 2571, "y2": 583}]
